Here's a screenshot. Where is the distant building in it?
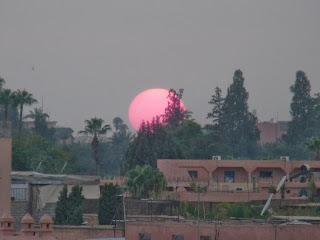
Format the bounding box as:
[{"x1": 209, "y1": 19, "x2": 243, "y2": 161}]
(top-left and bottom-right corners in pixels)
[
  {"x1": 257, "y1": 121, "x2": 289, "y2": 145},
  {"x1": 158, "y1": 158, "x2": 320, "y2": 202}
]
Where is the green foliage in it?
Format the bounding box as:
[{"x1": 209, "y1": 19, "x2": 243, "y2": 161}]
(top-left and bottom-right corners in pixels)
[
  {"x1": 126, "y1": 165, "x2": 166, "y2": 199},
  {"x1": 124, "y1": 118, "x2": 183, "y2": 170},
  {"x1": 258, "y1": 141, "x2": 311, "y2": 160},
  {"x1": 54, "y1": 185, "x2": 68, "y2": 225},
  {"x1": 206, "y1": 70, "x2": 260, "y2": 159},
  {"x1": 0, "y1": 76, "x2": 5, "y2": 90},
  {"x1": 12, "y1": 132, "x2": 72, "y2": 173},
  {"x1": 0, "y1": 88, "x2": 14, "y2": 123},
  {"x1": 285, "y1": 71, "x2": 315, "y2": 144},
  {"x1": 68, "y1": 185, "x2": 85, "y2": 225},
  {"x1": 98, "y1": 183, "x2": 121, "y2": 225},
  {"x1": 219, "y1": 70, "x2": 260, "y2": 158},
  {"x1": 179, "y1": 202, "x2": 265, "y2": 220},
  {"x1": 306, "y1": 138, "x2": 320, "y2": 160},
  {"x1": 55, "y1": 185, "x2": 84, "y2": 225},
  {"x1": 163, "y1": 88, "x2": 189, "y2": 127}
]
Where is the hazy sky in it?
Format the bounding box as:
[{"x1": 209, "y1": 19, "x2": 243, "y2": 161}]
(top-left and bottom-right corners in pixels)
[{"x1": 1, "y1": 0, "x2": 320, "y2": 132}]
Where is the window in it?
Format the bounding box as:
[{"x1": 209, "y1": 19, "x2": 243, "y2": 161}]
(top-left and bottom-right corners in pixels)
[
  {"x1": 11, "y1": 184, "x2": 28, "y2": 201},
  {"x1": 200, "y1": 236, "x2": 212, "y2": 240},
  {"x1": 259, "y1": 170, "x2": 272, "y2": 178},
  {"x1": 139, "y1": 233, "x2": 151, "y2": 240},
  {"x1": 224, "y1": 170, "x2": 235, "y2": 183},
  {"x1": 188, "y1": 170, "x2": 198, "y2": 179},
  {"x1": 172, "y1": 235, "x2": 184, "y2": 240}
]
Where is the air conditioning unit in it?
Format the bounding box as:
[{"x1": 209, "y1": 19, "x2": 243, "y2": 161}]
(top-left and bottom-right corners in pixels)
[
  {"x1": 280, "y1": 156, "x2": 290, "y2": 161},
  {"x1": 212, "y1": 155, "x2": 222, "y2": 160}
]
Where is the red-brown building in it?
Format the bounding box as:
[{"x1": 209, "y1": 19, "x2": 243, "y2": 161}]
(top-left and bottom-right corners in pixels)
[
  {"x1": 158, "y1": 159, "x2": 320, "y2": 202},
  {"x1": 257, "y1": 121, "x2": 288, "y2": 145}
]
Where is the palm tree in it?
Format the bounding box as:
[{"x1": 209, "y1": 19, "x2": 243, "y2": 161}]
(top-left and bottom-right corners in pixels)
[
  {"x1": 79, "y1": 118, "x2": 111, "y2": 175},
  {"x1": 25, "y1": 108, "x2": 50, "y2": 137},
  {"x1": 307, "y1": 138, "x2": 320, "y2": 160},
  {"x1": 12, "y1": 89, "x2": 37, "y2": 132},
  {"x1": 0, "y1": 88, "x2": 14, "y2": 124}
]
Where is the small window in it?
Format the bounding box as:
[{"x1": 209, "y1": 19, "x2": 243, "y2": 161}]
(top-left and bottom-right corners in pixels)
[
  {"x1": 188, "y1": 170, "x2": 198, "y2": 179},
  {"x1": 224, "y1": 170, "x2": 235, "y2": 183},
  {"x1": 200, "y1": 236, "x2": 212, "y2": 240},
  {"x1": 172, "y1": 235, "x2": 184, "y2": 240},
  {"x1": 260, "y1": 170, "x2": 272, "y2": 178},
  {"x1": 139, "y1": 233, "x2": 151, "y2": 240}
]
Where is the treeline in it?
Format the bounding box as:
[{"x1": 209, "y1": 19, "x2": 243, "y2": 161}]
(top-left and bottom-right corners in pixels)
[
  {"x1": 1, "y1": 69, "x2": 320, "y2": 177},
  {"x1": 0, "y1": 77, "x2": 131, "y2": 175},
  {"x1": 124, "y1": 70, "x2": 320, "y2": 171}
]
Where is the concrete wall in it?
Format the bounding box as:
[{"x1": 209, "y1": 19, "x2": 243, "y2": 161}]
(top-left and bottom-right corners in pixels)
[
  {"x1": 0, "y1": 138, "x2": 12, "y2": 216},
  {"x1": 126, "y1": 221, "x2": 320, "y2": 240}
]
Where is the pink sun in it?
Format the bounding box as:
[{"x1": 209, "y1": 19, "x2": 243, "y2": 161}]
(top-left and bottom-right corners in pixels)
[{"x1": 128, "y1": 88, "x2": 185, "y2": 130}]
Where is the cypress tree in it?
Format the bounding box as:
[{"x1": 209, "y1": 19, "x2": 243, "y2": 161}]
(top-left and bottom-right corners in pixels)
[
  {"x1": 207, "y1": 86, "x2": 224, "y2": 127},
  {"x1": 54, "y1": 185, "x2": 68, "y2": 225},
  {"x1": 67, "y1": 185, "x2": 84, "y2": 225},
  {"x1": 98, "y1": 183, "x2": 121, "y2": 225},
  {"x1": 220, "y1": 70, "x2": 260, "y2": 158},
  {"x1": 286, "y1": 71, "x2": 314, "y2": 144}
]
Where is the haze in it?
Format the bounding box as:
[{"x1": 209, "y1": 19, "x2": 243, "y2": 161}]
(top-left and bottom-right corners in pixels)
[{"x1": 1, "y1": 0, "x2": 320, "y2": 131}]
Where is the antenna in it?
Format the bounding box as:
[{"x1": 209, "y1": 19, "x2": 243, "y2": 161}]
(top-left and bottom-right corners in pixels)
[{"x1": 41, "y1": 96, "x2": 44, "y2": 111}]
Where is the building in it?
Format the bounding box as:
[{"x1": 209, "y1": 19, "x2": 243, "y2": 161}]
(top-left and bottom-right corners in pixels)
[
  {"x1": 257, "y1": 121, "x2": 288, "y2": 145},
  {"x1": 0, "y1": 126, "x2": 11, "y2": 217},
  {"x1": 158, "y1": 159, "x2": 320, "y2": 202},
  {"x1": 10, "y1": 171, "x2": 100, "y2": 223}
]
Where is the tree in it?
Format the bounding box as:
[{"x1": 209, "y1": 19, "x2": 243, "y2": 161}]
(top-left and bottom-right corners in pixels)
[
  {"x1": 24, "y1": 108, "x2": 51, "y2": 138},
  {"x1": 67, "y1": 185, "x2": 84, "y2": 225},
  {"x1": 98, "y1": 183, "x2": 121, "y2": 225},
  {"x1": 126, "y1": 165, "x2": 166, "y2": 199},
  {"x1": 12, "y1": 132, "x2": 72, "y2": 172},
  {"x1": 207, "y1": 87, "x2": 224, "y2": 127},
  {"x1": 54, "y1": 185, "x2": 84, "y2": 225},
  {"x1": 54, "y1": 185, "x2": 69, "y2": 225},
  {"x1": 124, "y1": 118, "x2": 183, "y2": 171},
  {"x1": 220, "y1": 70, "x2": 260, "y2": 158},
  {"x1": 285, "y1": 71, "x2": 314, "y2": 144},
  {"x1": 163, "y1": 88, "x2": 189, "y2": 127},
  {"x1": 124, "y1": 121, "x2": 156, "y2": 170},
  {"x1": 0, "y1": 76, "x2": 5, "y2": 90},
  {"x1": 79, "y1": 118, "x2": 111, "y2": 175},
  {"x1": 307, "y1": 138, "x2": 320, "y2": 160},
  {"x1": 110, "y1": 117, "x2": 132, "y2": 175},
  {"x1": 0, "y1": 88, "x2": 14, "y2": 124},
  {"x1": 12, "y1": 89, "x2": 37, "y2": 132}
]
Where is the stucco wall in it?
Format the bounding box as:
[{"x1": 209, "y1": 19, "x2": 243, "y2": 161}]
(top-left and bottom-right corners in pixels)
[
  {"x1": 53, "y1": 225, "x2": 123, "y2": 240},
  {"x1": 126, "y1": 221, "x2": 320, "y2": 240}
]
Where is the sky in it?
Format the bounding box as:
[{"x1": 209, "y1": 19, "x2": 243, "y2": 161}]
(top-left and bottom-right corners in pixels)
[{"x1": 1, "y1": 0, "x2": 320, "y2": 132}]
